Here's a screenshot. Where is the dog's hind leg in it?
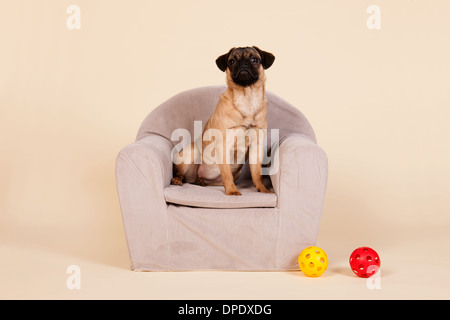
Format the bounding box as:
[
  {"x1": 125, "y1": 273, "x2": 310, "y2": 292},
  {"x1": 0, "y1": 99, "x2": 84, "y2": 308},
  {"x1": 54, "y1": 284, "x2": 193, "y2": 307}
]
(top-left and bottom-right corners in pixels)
[
  {"x1": 171, "y1": 142, "x2": 201, "y2": 185},
  {"x1": 171, "y1": 170, "x2": 185, "y2": 185},
  {"x1": 193, "y1": 176, "x2": 207, "y2": 186}
]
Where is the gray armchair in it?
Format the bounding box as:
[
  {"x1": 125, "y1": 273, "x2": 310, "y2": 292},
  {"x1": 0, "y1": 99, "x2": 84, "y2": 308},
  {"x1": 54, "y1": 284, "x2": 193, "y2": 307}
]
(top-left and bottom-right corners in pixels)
[{"x1": 116, "y1": 86, "x2": 328, "y2": 271}]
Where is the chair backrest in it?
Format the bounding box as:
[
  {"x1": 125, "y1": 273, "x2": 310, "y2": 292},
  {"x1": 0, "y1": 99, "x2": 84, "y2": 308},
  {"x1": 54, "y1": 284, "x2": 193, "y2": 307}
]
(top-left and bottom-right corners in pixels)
[{"x1": 136, "y1": 85, "x2": 317, "y2": 144}]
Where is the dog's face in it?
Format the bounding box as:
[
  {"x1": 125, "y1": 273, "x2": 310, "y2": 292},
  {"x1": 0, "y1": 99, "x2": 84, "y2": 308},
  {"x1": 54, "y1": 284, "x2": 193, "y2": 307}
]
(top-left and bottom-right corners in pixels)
[{"x1": 216, "y1": 46, "x2": 275, "y2": 87}]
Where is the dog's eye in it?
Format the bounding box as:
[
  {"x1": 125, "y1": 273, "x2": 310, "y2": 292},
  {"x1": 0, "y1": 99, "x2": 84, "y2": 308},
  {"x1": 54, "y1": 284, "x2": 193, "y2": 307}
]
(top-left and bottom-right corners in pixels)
[
  {"x1": 229, "y1": 59, "x2": 235, "y2": 66},
  {"x1": 251, "y1": 57, "x2": 259, "y2": 64}
]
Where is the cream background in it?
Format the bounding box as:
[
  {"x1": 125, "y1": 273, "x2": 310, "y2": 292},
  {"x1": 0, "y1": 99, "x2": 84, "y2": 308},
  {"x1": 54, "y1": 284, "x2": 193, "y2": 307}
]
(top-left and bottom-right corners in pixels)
[{"x1": 1, "y1": 0, "x2": 449, "y2": 299}]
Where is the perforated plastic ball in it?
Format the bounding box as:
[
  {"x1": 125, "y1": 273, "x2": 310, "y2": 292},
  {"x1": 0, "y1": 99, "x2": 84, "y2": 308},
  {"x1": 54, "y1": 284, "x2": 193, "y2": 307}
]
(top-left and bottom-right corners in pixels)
[
  {"x1": 298, "y1": 246, "x2": 328, "y2": 277},
  {"x1": 349, "y1": 247, "x2": 381, "y2": 278}
]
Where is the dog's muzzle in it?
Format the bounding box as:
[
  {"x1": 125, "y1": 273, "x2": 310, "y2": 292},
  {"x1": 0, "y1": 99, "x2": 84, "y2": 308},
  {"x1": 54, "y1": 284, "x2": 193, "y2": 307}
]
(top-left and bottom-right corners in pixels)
[{"x1": 233, "y1": 65, "x2": 259, "y2": 87}]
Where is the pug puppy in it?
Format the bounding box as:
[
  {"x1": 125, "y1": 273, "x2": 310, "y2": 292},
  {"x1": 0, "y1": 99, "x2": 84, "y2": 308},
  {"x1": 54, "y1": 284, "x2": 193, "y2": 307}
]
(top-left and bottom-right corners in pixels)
[{"x1": 171, "y1": 46, "x2": 275, "y2": 196}]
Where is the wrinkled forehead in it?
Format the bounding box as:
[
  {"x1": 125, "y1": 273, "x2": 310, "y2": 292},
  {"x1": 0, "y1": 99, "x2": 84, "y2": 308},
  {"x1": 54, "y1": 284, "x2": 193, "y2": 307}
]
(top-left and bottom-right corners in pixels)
[{"x1": 229, "y1": 47, "x2": 260, "y2": 60}]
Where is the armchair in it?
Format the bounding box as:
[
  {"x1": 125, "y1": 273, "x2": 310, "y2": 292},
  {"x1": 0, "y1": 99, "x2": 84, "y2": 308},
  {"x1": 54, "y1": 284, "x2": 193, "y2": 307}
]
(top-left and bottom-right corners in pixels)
[{"x1": 116, "y1": 86, "x2": 328, "y2": 271}]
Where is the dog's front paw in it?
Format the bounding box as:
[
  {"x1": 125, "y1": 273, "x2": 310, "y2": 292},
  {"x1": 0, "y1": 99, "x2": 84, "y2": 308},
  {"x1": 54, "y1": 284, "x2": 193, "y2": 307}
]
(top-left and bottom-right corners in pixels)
[
  {"x1": 225, "y1": 189, "x2": 242, "y2": 196},
  {"x1": 256, "y1": 184, "x2": 274, "y2": 193}
]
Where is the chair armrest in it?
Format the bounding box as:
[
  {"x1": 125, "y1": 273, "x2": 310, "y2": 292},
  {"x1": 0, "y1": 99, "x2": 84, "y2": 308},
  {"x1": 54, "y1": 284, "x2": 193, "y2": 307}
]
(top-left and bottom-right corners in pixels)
[
  {"x1": 269, "y1": 133, "x2": 328, "y2": 269},
  {"x1": 131, "y1": 134, "x2": 174, "y2": 188},
  {"x1": 270, "y1": 133, "x2": 328, "y2": 200},
  {"x1": 115, "y1": 134, "x2": 173, "y2": 270}
]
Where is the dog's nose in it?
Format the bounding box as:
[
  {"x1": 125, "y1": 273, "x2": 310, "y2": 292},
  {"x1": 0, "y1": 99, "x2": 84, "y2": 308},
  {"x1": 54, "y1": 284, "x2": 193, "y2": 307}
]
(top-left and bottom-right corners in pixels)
[
  {"x1": 238, "y1": 63, "x2": 251, "y2": 73},
  {"x1": 237, "y1": 59, "x2": 250, "y2": 68}
]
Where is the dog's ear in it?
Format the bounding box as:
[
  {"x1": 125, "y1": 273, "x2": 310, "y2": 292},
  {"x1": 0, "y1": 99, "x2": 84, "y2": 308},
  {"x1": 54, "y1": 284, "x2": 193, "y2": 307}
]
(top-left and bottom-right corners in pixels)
[
  {"x1": 216, "y1": 48, "x2": 234, "y2": 72},
  {"x1": 253, "y1": 46, "x2": 275, "y2": 69}
]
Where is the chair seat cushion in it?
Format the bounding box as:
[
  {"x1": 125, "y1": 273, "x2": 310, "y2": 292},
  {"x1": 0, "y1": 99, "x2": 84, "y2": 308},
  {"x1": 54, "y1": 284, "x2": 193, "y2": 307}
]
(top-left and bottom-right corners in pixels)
[{"x1": 164, "y1": 179, "x2": 277, "y2": 209}]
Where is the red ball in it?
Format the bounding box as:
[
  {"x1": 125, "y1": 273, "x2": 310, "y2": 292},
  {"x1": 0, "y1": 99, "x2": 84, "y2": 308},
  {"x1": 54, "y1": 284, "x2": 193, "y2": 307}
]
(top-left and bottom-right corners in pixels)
[{"x1": 349, "y1": 247, "x2": 381, "y2": 278}]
